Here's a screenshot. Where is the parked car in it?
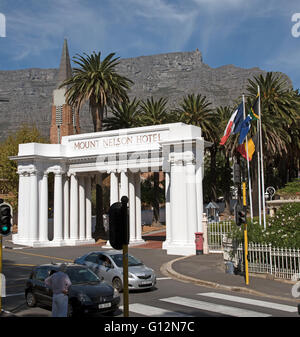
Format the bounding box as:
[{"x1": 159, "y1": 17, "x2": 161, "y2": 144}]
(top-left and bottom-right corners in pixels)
[
  {"x1": 74, "y1": 250, "x2": 156, "y2": 292},
  {"x1": 25, "y1": 263, "x2": 120, "y2": 316}
]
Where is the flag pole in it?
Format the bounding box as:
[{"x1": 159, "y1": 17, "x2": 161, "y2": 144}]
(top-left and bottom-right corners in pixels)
[
  {"x1": 258, "y1": 85, "x2": 266, "y2": 229},
  {"x1": 256, "y1": 90, "x2": 262, "y2": 226},
  {"x1": 242, "y1": 94, "x2": 253, "y2": 222}
]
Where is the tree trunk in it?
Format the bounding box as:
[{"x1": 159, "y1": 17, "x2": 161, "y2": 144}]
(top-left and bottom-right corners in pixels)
[{"x1": 91, "y1": 103, "x2": 105, "y2": 239}]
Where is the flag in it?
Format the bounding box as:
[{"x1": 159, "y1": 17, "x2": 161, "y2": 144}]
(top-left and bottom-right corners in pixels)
[
  {"x1": 237, "y1": 133, "x2": 259, "y2": 161},
  {"x1": 231, "y1": 102, "x2": 244, "y2": 134},
  {"x1": 239, "y1": 115, "x2": 252, "y2": 144},
  {"x1": 249, "y1": 94, "x2": 260, "y2": 120},
  {"x1": 219, "y1": 102, "x2": 243, "y2": 145}
]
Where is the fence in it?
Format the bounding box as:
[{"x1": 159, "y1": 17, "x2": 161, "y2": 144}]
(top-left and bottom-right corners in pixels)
[
  {"x1": 235, "y1": 242, "x2": 300, "y2": 280},
  {"x1": 207, "y1": 221, "x2": 233, "y2": 252},
  {"x1": 207, "y1": 221, "x2": 300, "y2": 280}
]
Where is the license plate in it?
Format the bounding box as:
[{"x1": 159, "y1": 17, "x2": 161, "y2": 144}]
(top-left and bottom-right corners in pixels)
[
  {"x1": 98, "y1": 302, "x2": 111, "y2": 309},
  {"x1": 141, "y1": 281, "x2": 152, "y2": 286}
]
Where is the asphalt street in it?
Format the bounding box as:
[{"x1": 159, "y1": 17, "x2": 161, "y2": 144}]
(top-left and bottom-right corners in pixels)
[{"x1": 1, "y1": 244, "x2": 299, "y2": 318}]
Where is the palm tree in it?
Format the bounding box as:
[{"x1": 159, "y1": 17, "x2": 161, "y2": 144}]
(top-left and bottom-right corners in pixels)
[
  {"x1": 103, "y1": 98, "x2": 141, "y2": 130},
  {"x1": 60, "y1": 51, "x2": 133, "y2": 132},
  {"x1": 175, "y1": 93, "x2": 219, "y2": 200},
  {"x1": 139, "y1": 97, "x2": 173, "y2": 226},
  {"x1": 139, "y1": 97, "x2": 174, "y2": 125},
  {"x1": 246, "y1": 72, "x2": 299, "y2": 216},
  {"x1": 60, "y1": 51, "x2": 133, "y2": 239}
]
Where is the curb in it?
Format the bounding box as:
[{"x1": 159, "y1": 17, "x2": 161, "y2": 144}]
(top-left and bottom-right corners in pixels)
[{"x1": 160, "y1": 255, "x2": 300, "y2": 304}]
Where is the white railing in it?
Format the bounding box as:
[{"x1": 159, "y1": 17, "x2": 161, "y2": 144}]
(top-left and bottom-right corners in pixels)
[
  {"x1": 206, "y1": 220, "x2": 300, "y2": 280},
  {"x1": 235, "y1": 242, "x2": 300, "y2": 280},
  {"x1": 207, "y1": 221, "x2": 233, "y2": 252}
]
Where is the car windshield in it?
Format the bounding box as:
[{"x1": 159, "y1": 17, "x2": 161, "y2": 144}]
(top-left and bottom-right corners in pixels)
[
  {"x1": 110, "y1": 254, "x2": 143, "y2": 267},
  {"x1": 66, "y1": 267, "x2": 100, "y2": 284}
]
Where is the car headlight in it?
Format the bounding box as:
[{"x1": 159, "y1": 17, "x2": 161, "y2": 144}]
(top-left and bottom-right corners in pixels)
[
  {"x1": 113, "y1": 288, "x2": 119, "y2": 298},
  {"x1": 78, "y1": 293, "x2": 91, "y2": 303},
  {"x1": 128, "y1": 272, "x2": 136, "y2": 279}
]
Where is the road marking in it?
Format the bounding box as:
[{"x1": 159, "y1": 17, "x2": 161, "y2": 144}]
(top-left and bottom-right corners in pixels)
[
  {"x1": 5, "y1": 292, "x2": 24, "y2": 297},
  {"x1": 120, "y1": 303, "x2": 194, "y2": 317},
  {"x1": 160, "y1": 296, "x2": 271, "y2": 317},
  {"x1": 6, "y1": 264, "x2": 35, "y2": 267},
  {"x1": 3, "y1": 249, "x2": 73, "y2": 262},
  {"x1": 197, "y1": 292, "x2": 298, "y2": 313},
  {"x1": 156, "y1": 277, "x2": 171, "y2": 280}
]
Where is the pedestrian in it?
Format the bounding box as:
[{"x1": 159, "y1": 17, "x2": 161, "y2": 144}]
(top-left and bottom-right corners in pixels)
[{"x1": 45, "y1": 263, "x2": 72, "y2": 317}]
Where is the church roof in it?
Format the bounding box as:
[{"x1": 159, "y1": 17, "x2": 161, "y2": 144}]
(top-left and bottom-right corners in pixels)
[{"x1": 57, "y1": 39, "x2": 72, "y2": 87}]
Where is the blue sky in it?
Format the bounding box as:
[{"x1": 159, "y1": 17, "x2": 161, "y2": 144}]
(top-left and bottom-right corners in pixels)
[{"x1": 1, "y1": 0, "x2": 300, "y2": 89}]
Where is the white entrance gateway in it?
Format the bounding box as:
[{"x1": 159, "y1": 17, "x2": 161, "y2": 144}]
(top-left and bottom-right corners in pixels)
[{"x1": 11, "y1": 123, "x2": 210, "y2": 256}]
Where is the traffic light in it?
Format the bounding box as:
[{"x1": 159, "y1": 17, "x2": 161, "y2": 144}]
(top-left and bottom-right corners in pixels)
[
  {"x1": 234, "y1": 203, "x2": 246, "y2": 226},
  {"x1": 232, "y1": 163, "x2": 240, "y2": 184},
  {"x1": 108, "y1": 196, "x2": 129, "y2": 250},
  {"x1": 0, "y1": 201, "x2": 12, "y2": 236}
]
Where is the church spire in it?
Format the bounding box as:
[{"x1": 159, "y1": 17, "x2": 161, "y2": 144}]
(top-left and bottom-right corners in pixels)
[{"x1": 57, "y1": 38, "x2": 72, "y2": 87}]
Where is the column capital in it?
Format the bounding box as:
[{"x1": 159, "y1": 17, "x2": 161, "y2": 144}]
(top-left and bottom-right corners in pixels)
[
  {"x1": 68, "y1": 171, "x2": 76, "y2": 177},
  {"x1": 169, "y1": 151, "x2": 195, "y2": 166},
  {"x1": 52, "y1": 166, "x2": 64, "y2": 176},
  {"x1": 168, "y1": 152, "x2": 184, "y2": 166}
]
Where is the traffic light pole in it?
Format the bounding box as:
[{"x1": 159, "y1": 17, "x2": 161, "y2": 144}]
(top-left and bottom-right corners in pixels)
[
  {"x1": 122, "y1": 243, "x2": 129, "y2": 317},
  {"x1": 0, "y1": 234, "x2": 2, "y2": 313},
  {"x1": 242, "y1": 182, "x2": 249, "y2": 285}
]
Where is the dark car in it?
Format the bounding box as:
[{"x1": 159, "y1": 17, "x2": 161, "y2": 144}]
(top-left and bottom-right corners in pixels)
[{"x1": 25, "y1": 263, "x2": 120, "y2": 316}]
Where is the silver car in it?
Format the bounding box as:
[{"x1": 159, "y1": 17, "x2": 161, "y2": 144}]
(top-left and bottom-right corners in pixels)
[{"x1": 74, "y1": 250, "x2": 156, "y2": 292}]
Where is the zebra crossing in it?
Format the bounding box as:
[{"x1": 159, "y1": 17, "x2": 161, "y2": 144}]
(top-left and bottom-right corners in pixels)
[{"x1": 120, "y1": 292, "x2": 298, "y2": 317}]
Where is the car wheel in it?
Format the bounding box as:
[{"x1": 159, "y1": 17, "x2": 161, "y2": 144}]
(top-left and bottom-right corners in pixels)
[
  {"x1": 112, "y1": 277, "x2": 123, "y2": 292},
  {"x1": 26, "y1": 291, "x2": 37, "y2": 307}
]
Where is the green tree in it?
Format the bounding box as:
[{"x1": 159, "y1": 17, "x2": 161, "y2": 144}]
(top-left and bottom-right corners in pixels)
[
  {"x1": 61, "y1": 51, "x2": 133, "y2": 132},
  {"x1": 139, "y1": 97, "x2": 173, "y2": 225},
  {"x1": 175, "y1": 93, "x2": 219, "y2": 200},
  {"x1": 0, "y1": 125, "x2": 48, "y2": 211},
  {"x1": 60, "y1": 51, "x2": 133, "y2": 238},
  {"x1": 103, "y1": 98, "x2": 142, "y2": 130},
  {"x1": 246, "y1": 72, "x2": 300, "y2": 216}
]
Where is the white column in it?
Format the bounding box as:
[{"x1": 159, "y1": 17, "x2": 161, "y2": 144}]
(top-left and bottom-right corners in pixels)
[
  {"x1": 120, "y1": 170, "x2": 129, "y2": 199},
  {"x1": 79, "y1": 176, "x2": 86, "y2": 240},
  {"x1": 196, "y1": 139, "x2": 205, "y2": 233},
  {"x1": 110, "y1": 171, "x2": 119, "y2": 205},
  {"x1": 162, "y1": 171, "x2": 171, "y2": 249},
  {"x1": 134, "y1": 172, "x2": 143, "y2": 243},
  {"x1": 166, "y1": 153, "x2": 190, "y2": 255},
  {"x1": 29, "y1": 170, "x2": 39, "y2": 244},
  {"x1": 53, "y1": 170, "x2": 63, "y2": 244},
  {"x1": 129, "y1": 172, "x2": 136, "y2": 242},
  {"x1": 23, "y1": 172, "x2": 30, "y2": 241},
  {"x1": 16, "y1": 171, "x2": 25, "y2": 241},
  {"x1": 63, "y1": 175, "x2": 70, "y2": 240},
  {"x1": 70, "y1": 173, "x2": 79, "y2": 241},
  {"x1": 85, "y1": 176, "x2": 92, "y2": 240},
  {"x1": 185, "y1": 155, "x2": 198, "y2": 245},
  {"x1": 39, "y1": 172, "x2": 49, "y2": 243}
]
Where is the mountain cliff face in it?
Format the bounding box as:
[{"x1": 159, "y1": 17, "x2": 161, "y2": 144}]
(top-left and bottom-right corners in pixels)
[{"x1": 0, "y1": 50, "x2": 292, "y2": 141}]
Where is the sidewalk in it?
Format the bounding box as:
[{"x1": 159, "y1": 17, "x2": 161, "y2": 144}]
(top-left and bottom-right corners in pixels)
[
  {"x1": 135, "y1": 229, "x2": 299, "y2": 303},
  {"x1": 162, "y1": 252, "x2": 300, "y2": 303}
]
